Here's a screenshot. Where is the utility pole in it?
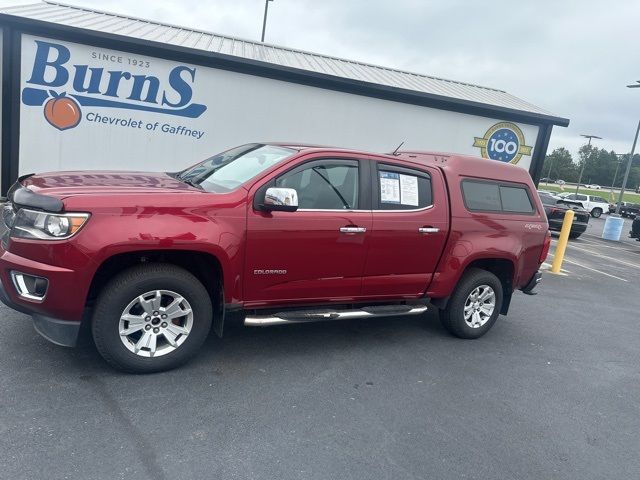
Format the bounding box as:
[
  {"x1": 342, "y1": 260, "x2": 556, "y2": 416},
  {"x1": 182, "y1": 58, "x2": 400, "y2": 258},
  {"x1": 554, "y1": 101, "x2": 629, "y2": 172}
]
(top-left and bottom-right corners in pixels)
[
  {"x1": 575, "y1": 134, "x2": 602, "y2": 194},
  {"x1": 610, "y1": 153, "x2": 625, "y2": 199},
  {"x1": 545, "y1": 156, "x2": 554, "y2": 182},
  {"x1": 615, "y1": 120, "x2": 640, "y2": 214},
  {"x1": 261, "y1": 0, "x2": 274, "y2": 42},
  {"x1": 615, "y1": 80, "x2": 640, "y2": 214}
]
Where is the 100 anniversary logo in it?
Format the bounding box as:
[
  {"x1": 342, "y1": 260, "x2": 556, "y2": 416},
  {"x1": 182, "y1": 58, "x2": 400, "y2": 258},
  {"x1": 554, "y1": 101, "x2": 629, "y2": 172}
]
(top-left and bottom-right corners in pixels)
[
  {"x1": 22, "y1": 40, "x2": 207, "y2": 139},
  {"x1": 473, "y1": 122, "x2": 532, "y2": 164}
]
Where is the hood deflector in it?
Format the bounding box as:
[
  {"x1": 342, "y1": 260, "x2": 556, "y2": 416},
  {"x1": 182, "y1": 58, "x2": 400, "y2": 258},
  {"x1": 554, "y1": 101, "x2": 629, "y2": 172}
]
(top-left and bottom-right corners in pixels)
[{"x1": 8, "y1": 175, "x2": 64, "y2": 212}]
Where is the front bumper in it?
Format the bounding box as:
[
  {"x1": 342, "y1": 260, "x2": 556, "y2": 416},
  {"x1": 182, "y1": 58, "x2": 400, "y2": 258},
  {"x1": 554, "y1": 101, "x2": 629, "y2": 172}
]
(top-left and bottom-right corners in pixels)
[
  {"x1": 0, "y1": 233, "x2": 91, "y2": 348},
  {"x1": 0, "y1": 279, "x2": 80, "y2": 346}
]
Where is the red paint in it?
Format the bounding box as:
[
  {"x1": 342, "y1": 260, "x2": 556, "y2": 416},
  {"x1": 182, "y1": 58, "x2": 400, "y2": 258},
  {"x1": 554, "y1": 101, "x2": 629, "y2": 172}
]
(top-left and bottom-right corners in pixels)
[
  {"x1": 539, "y1": 230, "x2": 552, "y2": 263},
  {"x1": 0, "y1": 146, "x2": 548, "y2": 324}
]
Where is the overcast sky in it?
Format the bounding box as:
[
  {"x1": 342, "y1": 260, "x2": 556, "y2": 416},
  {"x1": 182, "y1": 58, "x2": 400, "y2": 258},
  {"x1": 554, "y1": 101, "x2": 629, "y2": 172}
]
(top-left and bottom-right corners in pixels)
[{"x1": 7, "y1": 0, "x2": 640, "y2": 157}]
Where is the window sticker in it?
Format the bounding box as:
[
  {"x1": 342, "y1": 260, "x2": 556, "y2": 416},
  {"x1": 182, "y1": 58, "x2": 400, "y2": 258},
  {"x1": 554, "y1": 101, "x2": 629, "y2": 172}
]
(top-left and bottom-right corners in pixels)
[
  {"x1": 399, "y1": 174, "x2": 419, "y2": 206},
  {"x1": 380, "y1": 172, "x2": 400, "y2": 204}
]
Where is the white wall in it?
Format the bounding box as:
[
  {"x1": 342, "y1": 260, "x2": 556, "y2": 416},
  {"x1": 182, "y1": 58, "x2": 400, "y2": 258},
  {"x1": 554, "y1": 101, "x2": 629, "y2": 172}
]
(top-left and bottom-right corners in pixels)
[{"x1": 18, "y1": 34, "x2": 539, "y2": 175}]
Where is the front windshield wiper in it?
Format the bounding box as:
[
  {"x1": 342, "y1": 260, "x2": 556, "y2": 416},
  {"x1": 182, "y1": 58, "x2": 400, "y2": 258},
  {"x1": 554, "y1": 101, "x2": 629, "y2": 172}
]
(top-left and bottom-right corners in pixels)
[{"x1": 175, "y1": 175, "x2": 203, "y2": 190}]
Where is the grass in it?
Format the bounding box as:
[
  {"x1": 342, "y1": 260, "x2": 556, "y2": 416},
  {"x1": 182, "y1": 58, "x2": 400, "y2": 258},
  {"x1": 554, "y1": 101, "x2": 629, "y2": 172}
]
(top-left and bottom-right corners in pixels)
[{"x1": 538, "y1": 183, "x2": 640, "y2": 203}]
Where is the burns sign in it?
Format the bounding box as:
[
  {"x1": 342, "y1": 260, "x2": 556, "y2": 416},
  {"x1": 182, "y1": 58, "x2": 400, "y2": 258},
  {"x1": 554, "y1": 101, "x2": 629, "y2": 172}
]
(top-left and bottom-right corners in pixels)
[{"x1": 21, "y1": 39, "x2": 207, "y2": 138}]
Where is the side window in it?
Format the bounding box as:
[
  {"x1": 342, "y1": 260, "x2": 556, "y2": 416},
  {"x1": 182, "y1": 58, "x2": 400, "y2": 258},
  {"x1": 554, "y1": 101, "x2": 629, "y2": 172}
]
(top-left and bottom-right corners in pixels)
[
  {"x1": 576, "y1": 194, "x2": 588, "y2": 201},
  {"x1": 276, "y1": 160, "x2": 359, "y2": 210},
  {"x1": 462, "y1": 180, "x2": 534, "y2": 214},
  {"x1": 500, "y1": 186, "x2": 534, "y2": 213},
  {"x1": 594, "y1": 196, "x2": 607, "y2": 203},
  {"x1": 376, "y1": 165, "x2": 432, "y2": 210},
  {"x1": 461, "y1": 181, "x2": 501, "y2": 211}
]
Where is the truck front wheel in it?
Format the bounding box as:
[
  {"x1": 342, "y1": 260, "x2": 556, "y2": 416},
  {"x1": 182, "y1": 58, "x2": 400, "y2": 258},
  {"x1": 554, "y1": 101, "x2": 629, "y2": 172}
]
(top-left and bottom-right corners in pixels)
[
  {"x1": 92, "y1": 264, "x2": 213, "y2": 373},
  {"x1": 439, "y1": 268, "x2": 503, "y2": 339}
]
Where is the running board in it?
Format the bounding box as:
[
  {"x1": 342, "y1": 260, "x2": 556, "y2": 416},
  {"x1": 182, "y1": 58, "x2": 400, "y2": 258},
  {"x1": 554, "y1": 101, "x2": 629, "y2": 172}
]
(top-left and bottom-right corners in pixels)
[{"x1": 244, "y1": 304, "x2": 428, "y2": 326}]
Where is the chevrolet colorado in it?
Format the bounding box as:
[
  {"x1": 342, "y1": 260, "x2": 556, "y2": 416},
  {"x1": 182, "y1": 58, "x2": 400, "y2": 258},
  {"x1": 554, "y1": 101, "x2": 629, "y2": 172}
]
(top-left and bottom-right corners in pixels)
[{"x1": 0, "y1": 144, "x2": 549, "y2": 372}]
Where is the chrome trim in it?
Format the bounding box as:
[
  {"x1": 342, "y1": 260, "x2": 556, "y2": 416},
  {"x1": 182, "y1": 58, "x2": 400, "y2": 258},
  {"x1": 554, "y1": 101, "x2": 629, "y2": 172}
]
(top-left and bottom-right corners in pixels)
[
  {"x1": 244, "y1": 305, "x2": 428, "y2": 326},
  {"x1": 339, "y1": 226, "x2": 367, "y2": 233},
  {"x1": 17, "y1": 209, "x2": 90, "y2": 219},
  {"x1": 297, "y1": 209, "x2": 368, "y2": 212},
  {"x1": 373, "y1": 204, "x2": 435, "y2": 213},
  {"x1": 296, "y1": 204, "x2": 434, "y2": 213},
  {"x1": 10, "y1": 271, "x2": 47, "y2": 302},
  {"x1": 264, "y1": 187, "x2": 298, "y2": 207},
  {"x1": 418, "y1": 227, "x2": 440, "y2": 233}
]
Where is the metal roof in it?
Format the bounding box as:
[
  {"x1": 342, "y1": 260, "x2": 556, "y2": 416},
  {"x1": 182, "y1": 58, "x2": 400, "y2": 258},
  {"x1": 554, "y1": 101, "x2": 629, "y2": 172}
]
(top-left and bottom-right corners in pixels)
[{"x1": 0, "y1": 0, "x2": 568, "y2": 125}]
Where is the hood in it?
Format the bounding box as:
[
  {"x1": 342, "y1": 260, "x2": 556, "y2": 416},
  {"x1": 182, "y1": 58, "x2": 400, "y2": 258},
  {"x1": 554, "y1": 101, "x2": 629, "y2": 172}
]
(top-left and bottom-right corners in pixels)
[{"x1": 20, "y1": 171, "x2": 199, "y2": 197}]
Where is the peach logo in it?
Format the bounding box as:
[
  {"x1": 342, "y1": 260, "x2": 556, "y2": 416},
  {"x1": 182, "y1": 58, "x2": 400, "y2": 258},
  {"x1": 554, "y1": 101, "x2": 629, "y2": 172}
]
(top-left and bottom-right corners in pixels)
[{"x1": 43, "y1": 91, "x2": 81, "y2": 131}]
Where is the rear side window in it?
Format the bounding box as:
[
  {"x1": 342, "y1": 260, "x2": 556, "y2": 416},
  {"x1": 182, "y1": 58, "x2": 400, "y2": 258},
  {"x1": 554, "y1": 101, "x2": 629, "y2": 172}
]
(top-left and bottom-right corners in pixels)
[
  {"x1": 461, "y1": 182, "x2": 501, "y2": 211},
  {"x1": 501, "y1": 186, "x2": 534, "y2": 213},
  {"x1": 376, "y1": 165, "x2": 432, "y2": 210},
  {"x1": 462, "y1": 180, "x2": 534, "y2": 214}
]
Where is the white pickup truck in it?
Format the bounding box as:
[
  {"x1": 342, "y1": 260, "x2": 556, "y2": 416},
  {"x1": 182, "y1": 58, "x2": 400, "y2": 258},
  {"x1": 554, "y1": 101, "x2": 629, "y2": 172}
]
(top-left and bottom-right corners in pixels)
[{"x1": 558, "y1": 193, "x2": 609, "y2": 217}]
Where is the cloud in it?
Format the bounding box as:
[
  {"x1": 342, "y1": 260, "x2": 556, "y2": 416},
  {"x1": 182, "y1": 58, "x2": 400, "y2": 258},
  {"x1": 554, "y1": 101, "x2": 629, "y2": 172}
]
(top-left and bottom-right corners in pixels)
[{"x1": 8, "y1": 0, "x2": 640, "y2": 157}]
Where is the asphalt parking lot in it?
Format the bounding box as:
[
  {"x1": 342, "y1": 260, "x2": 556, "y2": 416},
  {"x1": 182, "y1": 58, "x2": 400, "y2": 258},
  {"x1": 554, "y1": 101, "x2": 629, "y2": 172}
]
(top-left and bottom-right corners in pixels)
[{"x1": 1, "y1": 219, "x2": 638, "y2": 480}]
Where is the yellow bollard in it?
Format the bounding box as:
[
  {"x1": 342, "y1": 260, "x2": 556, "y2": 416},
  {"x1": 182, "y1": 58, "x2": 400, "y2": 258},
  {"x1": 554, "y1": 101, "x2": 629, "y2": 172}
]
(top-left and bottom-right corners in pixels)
[{"x1": 550, "y1": 210, "x2": 574, "y2": 273}]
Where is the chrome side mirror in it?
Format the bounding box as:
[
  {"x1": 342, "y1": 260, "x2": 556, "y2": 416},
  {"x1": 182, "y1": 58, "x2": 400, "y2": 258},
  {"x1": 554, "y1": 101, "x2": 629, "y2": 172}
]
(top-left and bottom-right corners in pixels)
[{"x1": 262, "y1": 187, "x2": 299, "y2": 212}]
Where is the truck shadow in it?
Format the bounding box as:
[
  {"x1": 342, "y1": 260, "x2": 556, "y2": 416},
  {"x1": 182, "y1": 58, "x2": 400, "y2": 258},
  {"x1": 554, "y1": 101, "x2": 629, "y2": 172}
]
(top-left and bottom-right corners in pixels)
[{"x1": 62, "y1": 307, "x2": 450, "y2": 374}]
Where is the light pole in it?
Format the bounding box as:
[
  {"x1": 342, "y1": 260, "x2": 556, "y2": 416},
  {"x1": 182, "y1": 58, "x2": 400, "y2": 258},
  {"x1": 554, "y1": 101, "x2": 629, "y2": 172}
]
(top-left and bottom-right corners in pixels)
[
  {"x1": 575, "y1": 134, "x2": 602, "y2": 194},
  {"x1": 610, "y1": 153, "x2": 625, "y2": 199},
  {"x1": 261, "y1": 0, "x2": 274, "y2": 42},
  {"x1": 615, "y1": 81, "x2": 640, "y2": 214},
  {"x1": 545, "y1": 156, "x2": 554, "y2": 182},
  {"x1": 614, "y1": 120, "x2": 640, "y2": 214}
]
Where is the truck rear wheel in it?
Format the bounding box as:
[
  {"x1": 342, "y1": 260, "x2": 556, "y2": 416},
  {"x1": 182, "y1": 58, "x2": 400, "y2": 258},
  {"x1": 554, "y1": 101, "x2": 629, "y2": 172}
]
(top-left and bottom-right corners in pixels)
[
  {"x1": 439, "y1": 268, "x2": 503, "y2": 339},
  {"x1": 92, "y1": 264, "x2": 212, "y2": 373}
]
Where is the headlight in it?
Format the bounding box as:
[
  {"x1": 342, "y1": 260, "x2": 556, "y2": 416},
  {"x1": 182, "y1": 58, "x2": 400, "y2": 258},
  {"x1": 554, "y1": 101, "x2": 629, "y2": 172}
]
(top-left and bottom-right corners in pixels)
[{"x1": 11, "y1": 209, "x2": 89, "y2": 240}]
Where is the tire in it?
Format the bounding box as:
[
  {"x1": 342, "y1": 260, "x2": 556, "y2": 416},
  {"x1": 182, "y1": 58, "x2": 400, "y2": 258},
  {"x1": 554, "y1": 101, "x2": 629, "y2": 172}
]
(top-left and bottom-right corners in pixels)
[
  {"x1": 439, "y1": 268, "x2": 503, "y2": 339},
  {"x1": 92, "y1": 264, "x2": 213, "y2": 373},
  {"x1": 591, "y1": 208, "x2": 602, "y2": 218},
  {"x1": 568, "y1": 232, "x2": 581, "y2": 239}
]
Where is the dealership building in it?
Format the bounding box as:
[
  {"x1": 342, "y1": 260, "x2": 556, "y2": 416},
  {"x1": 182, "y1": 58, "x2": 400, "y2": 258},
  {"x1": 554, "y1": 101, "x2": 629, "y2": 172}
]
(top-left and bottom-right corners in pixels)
[{"x1": 0, "y1": 1, "x2": 569, "y2": 194}]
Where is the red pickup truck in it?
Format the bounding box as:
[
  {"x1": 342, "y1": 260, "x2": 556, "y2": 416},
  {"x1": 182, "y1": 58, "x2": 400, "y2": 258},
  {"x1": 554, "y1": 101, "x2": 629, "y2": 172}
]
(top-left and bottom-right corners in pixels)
[{"x1": 0, "y1": 144, "x2": 550, "y2": 372}]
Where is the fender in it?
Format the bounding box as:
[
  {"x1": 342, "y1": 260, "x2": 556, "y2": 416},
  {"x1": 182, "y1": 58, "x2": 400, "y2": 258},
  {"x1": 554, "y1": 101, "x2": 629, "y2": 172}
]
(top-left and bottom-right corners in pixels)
[
  {"x1": 83, "y1": 216, "x2": 243, "y2": 304},
  {"x1": 427, "y1": 234, "x2": 519, "y2": 300}
]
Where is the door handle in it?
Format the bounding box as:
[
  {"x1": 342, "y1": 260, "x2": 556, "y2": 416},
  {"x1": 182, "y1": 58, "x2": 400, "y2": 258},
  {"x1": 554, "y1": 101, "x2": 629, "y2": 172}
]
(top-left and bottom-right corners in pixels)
[
  {"x1": 418, "y1": 227, "x2": 440, "y2": 234},
  {"x1": 340, "y1": 226, "x2": 367, "y2": 234}
]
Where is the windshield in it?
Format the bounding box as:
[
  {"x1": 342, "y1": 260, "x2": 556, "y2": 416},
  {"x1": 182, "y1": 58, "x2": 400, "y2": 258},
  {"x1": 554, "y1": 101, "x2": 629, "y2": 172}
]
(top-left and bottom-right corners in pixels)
[{"x1": 178, "y1": 144, "x2": 296, "y2": 193}]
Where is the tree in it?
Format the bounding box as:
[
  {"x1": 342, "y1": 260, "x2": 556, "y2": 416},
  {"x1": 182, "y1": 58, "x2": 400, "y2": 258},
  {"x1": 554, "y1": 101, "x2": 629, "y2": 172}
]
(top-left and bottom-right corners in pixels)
[
  {"x1": 582, "y1": 148, "x2": 618, "y2": 186},
  {"x1": 543, "y1": 147, "x2": 577, "y2": 182}
]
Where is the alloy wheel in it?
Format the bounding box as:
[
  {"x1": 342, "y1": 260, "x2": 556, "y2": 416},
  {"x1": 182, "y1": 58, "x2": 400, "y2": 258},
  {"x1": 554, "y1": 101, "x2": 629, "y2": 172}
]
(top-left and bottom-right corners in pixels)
[
  {"x1": 118, "y1": 290, "x2": 193, "y2": 358},
  {"x1": 463, "y1": 285, "x2": 496, "y2": 328}
]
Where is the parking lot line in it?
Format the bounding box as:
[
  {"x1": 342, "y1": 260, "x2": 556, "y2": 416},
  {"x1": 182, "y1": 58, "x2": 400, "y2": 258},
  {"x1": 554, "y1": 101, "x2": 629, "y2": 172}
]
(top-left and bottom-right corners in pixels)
[
  {"x1": 578, "y1": 236, "x2": 638, "y2": 252},
  {"x1": 541, "y1": 262, "x2": 570, "y2": 274},
  {"x1": 565, "y1": 244, "x2": 640, "y2": 270},
  {"x1": 561, "y1": 257, "x2": 628, "y2": 281}
]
